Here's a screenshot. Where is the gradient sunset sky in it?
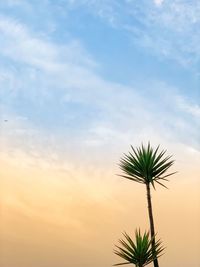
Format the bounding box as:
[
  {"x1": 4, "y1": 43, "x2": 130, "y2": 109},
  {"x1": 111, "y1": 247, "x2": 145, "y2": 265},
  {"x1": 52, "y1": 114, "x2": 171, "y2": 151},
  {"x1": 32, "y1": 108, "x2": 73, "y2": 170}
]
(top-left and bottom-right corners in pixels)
[{"x1": 0, "y1": 1, "x2": 200, "y2": 267}]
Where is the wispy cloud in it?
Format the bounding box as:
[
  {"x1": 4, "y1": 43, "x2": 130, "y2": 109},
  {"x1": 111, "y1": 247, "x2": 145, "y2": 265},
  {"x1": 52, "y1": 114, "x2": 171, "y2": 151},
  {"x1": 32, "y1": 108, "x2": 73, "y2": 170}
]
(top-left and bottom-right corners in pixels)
[
  {"x1": 0, "y1": 15, "x2": 96, "y2": 71},
  {"x1": 154, "y1": 0, "x2": 164, "y2": 6},
  {"x1": 176, "y1": 96, "x2": 200, "y2": 119},
  {"x1": 63, "y1": 0, "x2": 200, "y2": 66}
]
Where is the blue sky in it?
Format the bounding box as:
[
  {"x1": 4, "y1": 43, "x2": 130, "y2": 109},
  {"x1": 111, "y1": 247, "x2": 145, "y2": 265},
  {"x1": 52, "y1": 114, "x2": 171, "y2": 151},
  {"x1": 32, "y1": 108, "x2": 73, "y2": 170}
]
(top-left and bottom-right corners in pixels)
[{"x1": 0, "y1": 0, "x2": 200, "y2": 164}]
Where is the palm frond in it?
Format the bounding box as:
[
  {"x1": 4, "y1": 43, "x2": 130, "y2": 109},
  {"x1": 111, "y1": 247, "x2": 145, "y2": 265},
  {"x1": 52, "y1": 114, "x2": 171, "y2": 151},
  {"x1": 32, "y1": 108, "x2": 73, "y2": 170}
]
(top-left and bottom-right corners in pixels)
[
  {"x1": 114, "y1": 229, "x2": 164, "y2": 266},
  {"x1": 118, "y1": 142, "x2": 176, "y2": 189}
]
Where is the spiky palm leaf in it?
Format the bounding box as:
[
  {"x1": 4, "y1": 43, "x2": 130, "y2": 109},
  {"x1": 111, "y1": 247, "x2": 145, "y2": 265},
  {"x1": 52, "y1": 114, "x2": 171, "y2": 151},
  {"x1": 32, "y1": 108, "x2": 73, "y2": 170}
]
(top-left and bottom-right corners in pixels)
[
  {"x1": 114, "y1": 229, "x2": 164, "y2": 267},
  {"x1": 119, "y1": 142, "x2": 176, "y2": 189}
]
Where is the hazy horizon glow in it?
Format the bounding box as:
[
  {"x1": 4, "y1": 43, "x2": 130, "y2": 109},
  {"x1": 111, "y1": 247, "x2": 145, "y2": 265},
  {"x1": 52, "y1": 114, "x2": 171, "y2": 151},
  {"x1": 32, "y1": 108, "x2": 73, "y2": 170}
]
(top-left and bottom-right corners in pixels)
[{"x1": 0, "y1": 1, "x2": 200, "y2": 267}]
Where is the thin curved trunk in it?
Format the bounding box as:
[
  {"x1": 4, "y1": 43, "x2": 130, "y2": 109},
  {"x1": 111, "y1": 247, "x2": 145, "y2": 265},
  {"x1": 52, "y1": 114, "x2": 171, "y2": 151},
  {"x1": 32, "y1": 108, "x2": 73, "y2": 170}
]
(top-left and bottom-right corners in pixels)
[{"x1": 146, "y1": 183, "x2": 159, "y2": 267}]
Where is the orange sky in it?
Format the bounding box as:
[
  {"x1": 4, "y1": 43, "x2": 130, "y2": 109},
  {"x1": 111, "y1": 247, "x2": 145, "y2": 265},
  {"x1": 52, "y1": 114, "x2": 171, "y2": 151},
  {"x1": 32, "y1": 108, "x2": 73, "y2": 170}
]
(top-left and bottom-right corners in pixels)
[{"x1": 1, "y1": 144, "x2": 200, "y2": 267}]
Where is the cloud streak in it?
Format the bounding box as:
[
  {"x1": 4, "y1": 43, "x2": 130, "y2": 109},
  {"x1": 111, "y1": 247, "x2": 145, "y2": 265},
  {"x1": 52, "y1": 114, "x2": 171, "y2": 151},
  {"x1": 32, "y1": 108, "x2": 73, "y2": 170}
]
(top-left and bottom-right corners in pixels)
[{"x1": 62, "y1": 0, "x2": 200, "y2": 67}]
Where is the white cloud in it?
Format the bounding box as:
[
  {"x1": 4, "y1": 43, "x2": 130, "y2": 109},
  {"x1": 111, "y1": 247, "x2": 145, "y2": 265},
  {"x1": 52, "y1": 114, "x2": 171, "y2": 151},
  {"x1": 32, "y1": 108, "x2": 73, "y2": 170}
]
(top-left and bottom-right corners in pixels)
[
  {"x1": 0, "y1": 15, "x2": 96, "y2": 71},
  {"x1": 176, "y1": 96, "x2": 200, "y2": 119},
  {"x1": 154, "y1": 0, "x2": 164, "y2": 6},
  {"x1": 128, "y1": 1, "x2": 200, "y2": 66},
  {"x1": 64, "y1": 0, "x2": 200, "y2": 66}
]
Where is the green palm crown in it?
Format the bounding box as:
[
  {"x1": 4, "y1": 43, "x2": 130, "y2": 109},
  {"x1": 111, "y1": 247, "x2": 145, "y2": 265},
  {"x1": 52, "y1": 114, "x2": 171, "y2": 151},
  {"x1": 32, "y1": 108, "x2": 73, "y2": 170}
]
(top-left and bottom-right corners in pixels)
[
  {"x1": 114, "y1": 229, "x2": 164, "y2": 267},
  {"x1": 119, "y1": 142, "x2": 176, "y2": 189}
]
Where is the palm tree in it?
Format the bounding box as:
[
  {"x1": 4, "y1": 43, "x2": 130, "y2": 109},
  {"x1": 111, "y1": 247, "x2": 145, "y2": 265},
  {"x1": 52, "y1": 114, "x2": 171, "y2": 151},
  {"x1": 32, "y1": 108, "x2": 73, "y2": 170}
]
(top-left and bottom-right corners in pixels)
[
  {"x1": 114, "y1": 229, "x2": 164, "y2": 267},
  {"x1": 119, "y1": 142, "x2": 176, "y2": 267}
]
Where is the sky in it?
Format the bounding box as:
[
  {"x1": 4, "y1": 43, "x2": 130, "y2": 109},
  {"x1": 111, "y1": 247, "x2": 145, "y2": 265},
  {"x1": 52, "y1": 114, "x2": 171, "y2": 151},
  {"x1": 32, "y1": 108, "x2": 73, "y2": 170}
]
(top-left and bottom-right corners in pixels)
[{"x1": 0, "y1": 0, "x2": 200, "y2": 267}]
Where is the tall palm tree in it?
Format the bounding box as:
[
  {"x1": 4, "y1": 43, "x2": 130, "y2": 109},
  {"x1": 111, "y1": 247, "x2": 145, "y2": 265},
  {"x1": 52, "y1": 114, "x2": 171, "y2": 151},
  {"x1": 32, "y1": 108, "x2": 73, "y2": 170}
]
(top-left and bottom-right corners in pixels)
[
  {"x1": 114, "y1": 229, "x2": 164, "y2": 267},
  {"x1": 119, "y1": 142, "x2": 176, "y2": 267}
]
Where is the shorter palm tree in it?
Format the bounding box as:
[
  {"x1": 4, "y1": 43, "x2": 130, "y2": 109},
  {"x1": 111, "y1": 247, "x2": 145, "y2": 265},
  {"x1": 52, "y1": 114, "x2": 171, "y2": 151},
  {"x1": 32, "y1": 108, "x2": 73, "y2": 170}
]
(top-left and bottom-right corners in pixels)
[{"x1": 114, "y1": 229, "x2": 164, "y2": 267}]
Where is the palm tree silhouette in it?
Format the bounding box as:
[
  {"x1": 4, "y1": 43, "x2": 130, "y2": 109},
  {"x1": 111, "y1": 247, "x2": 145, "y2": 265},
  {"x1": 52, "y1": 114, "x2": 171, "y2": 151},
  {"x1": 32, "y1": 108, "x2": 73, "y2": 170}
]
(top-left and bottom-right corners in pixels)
[{"x1": 119, "y1": 142, "x2": 176, "y2": 267}]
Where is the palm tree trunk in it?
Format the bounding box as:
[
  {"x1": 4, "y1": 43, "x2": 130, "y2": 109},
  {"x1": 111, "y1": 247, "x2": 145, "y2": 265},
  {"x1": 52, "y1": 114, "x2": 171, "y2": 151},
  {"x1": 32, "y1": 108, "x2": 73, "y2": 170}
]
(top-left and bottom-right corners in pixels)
[{"x1": 146, "y1": 183, "x2": 159, "y2": 267}]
